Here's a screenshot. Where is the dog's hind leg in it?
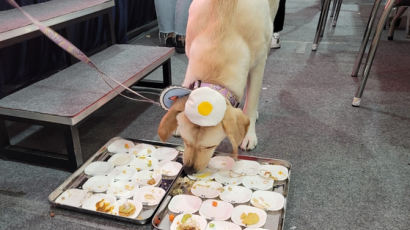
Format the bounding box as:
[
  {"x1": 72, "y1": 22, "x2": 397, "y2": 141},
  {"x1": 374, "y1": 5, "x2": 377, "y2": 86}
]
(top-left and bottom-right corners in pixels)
[{"x1": 240, "y1": 59, "x2": 266, "y2": 150}]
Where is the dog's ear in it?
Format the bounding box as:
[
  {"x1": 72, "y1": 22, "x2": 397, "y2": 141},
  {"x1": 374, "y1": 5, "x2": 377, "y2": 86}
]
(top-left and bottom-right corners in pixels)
[
  {"x1": 158, "y1": 96, "x2": 188, "y2": 141},
  {"x1": 222, "y1": 104, "x2": 250, "y2": 158}
]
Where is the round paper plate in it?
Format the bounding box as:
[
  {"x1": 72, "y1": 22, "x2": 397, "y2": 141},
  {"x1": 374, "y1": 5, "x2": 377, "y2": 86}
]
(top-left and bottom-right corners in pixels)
[
  {"x1": 107, "y1": 180, "x2": 138, "y2": 199},
  {"x1": 232, "y1": 160, "x2": 260, "y2": 176},
  {"x1": 168, "y1": 194, "x2": 202, "y2": 214},
  {"x1": 206, "y1": 220, "x2": 242, "y2": 230},
  {"x1": 129, "y1": 143, "x2": 156, "y2": 156},
  {"x1": 159, "y1": 161, "x2": 182, "y2": 177},
  {"x1": 133, "y1": 186, "x2": 166, "y2": 206},
  {"x1": 82, "y1": 175, "x2": 111, "y2": 193},
  {"x1": 108, "y1": 153, "x2": 133, "y2": 166},
  {"x1": 208, "y1": 156, "x2": 235, "y2": 170},
  {"x1": 191, "y1": 180, "x2": 223, "y2": 198},
  {"x1": 251, "y1": 191, "x2": 285, "y2": 211},
  {"x1": 132, "y1": 170, "x2": 162, "y2": 187},
  {"x1": 219, "y1": 185, "x2": 252, "y2": 204},
  {"x1": 258, "y1": 164, "x2": 289, "y2": 181},
  {"x1": 231, "y1": 205, "x2": 267, "y2": 228},
  {"x1": 170, "y1": 213, "x2": 207, "y2": 230},
  {"x1": 187, "y1": 168, "x2": 216, "y2": 181},
  {"x1": 55, "y1": 189, "x2": 89, "y2": 207},
  {"x1": 107, "y1": 139, "x2": 135, "y2": 154},
  {"x1": 242, "y1": 175, "x2": 273, "y2": 191},
  {"x1": 116, "y1": 199, "x2": 143, "y2": 218},
  {"x1": 82, "y1": 193, "x2": 117, "y2": 214},
  {"x1": 129, "y1": 156, "x2": 159, "y2": 171},
  {"x1": 84, "y1": 161, "x2": 114, "y2": 176},
  {"x1": 151, "y1": 147, "x2": 179, "y2": 161},
  {"x1": 199, "y1": 199, "x2": 234, "y2": 221},
  {"x1": 108, "y1": 165, "x2": 137, "y2": 181},
  {"x1": 214, "y1": 170, "x2": 242, "y2": 185}
]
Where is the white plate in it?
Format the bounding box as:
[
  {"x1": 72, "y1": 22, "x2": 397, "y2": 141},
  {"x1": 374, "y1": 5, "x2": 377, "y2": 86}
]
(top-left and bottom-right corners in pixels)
[
  {"x1": 108, "y1": 165, "x2": 137, "y2": 181},
  {"x1": 129, "y1": 156, "x2": 159, "y2": 171},
  {"x1": 208, "y1": 156, "x2": 235, "y2": 170},
  {"x1": 251, "y1": 191, "x2": 285, "y2": 211},
  {"x1": 82, "y1": 194, "x2": 117, "y2": 214},
  {"x1": 107, "y1": 153, "x2": 133, "y2": 166},
  {"x1": 84, "y1": 161, "x2": 114, "y2": 176},
  {"x1": 231, "y1": 205, "x2": 267, "y2": 228},
  {"x1": 107, "y1": 180, "x2": 138, "y2": 199},
  {"x1": 206, "y1": 220, "x2": 242, "y2": 230},
  {"x1": 159, "y1": 161, "x2": 182, "y2": 177},
  {"x1": 219, "y1": 185, "x2": 252, "y2": 204},
  {"x1": 232, "y1": 160, "x2": 260, "y2": 176},
  {"x1": 132, "y1": 170, "x2": 162, "y2": 187},
  {"x1": 82, "y1": 175, "x2": 111, "y2": 193},
  {"x1": 151, "y1": 147, "x2": 179, "y2": 161},
  {"x1": 199, "y1": 199, "x2": 234, "y2": 221},
  {"x1": 187, "y1": 168, "x2": 216, "y2": 181},
  {"x1": 258, "y1": 165, "x2": 289, "y2": 181},
  {"x1": 55, "y1": 189, "x2": 89, "y2": 207},
  {"x1": 168, "y1": 194, "x2": 202, "y2": 214},
  {"x1": 242, "y1": 175, "x2": 273, "y2": 191},
  {"x1": 170, "y1": 213, "x2": 208, "y2": 230},
  {"x1": 129, "y1": 143, "x2": 156, "y2": 156},
  {"x1": 116, "y1": 199, "x2": 143, "y2": 218},
  {"x1": 191, "y1": 180, "x2": 223, "y2": 199},
  {"x1": 107, "y1": 139, "x2": 135, "y2": 154},
  {"x1": 133, "y1": 186, "x2": 166, "y2": 206},
  {"x1": 214, "y1": 170, "x2": 242, "y2": 185}
]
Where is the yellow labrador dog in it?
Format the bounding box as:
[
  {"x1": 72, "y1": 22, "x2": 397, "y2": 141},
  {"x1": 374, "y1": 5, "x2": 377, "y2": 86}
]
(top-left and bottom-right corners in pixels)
[{"x1": 158, "y1": 0, "x2": 279, "y2": 173}]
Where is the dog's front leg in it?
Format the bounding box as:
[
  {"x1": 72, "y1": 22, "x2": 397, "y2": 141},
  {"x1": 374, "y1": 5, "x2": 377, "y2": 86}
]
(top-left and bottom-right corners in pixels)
[{"x1": 241, "y1": 61, "x2": 266, "y2": 150}]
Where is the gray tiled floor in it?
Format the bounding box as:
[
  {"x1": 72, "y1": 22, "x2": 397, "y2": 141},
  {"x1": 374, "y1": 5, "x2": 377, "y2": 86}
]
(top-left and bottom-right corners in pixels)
[{"x1": 1, "y1": 0, "x2": 410, "y2": 229}]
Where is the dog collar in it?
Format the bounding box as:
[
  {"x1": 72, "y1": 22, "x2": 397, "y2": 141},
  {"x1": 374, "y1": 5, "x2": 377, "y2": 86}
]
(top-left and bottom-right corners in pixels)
[{"x1": 189, "y1": 81, "x2": 240, "y2": 107}]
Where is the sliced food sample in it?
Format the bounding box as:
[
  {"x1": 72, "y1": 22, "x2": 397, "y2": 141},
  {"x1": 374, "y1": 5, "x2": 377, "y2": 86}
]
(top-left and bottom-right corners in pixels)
[
  {"x1": 82, "y1": 194, "x2": 117, "y2": 214},
  {"x1": 231, "y1": 205, "x2": 267, "y2": 228},
  {"x1": 170, "y1": 213, "x2": 207, "y2": 230},
  {"x1": 116, "y1": 199, "x2": 143, "y2": 218},
  {"x1": 258, "y1": 164, "x2": 289, "y2": 181}
]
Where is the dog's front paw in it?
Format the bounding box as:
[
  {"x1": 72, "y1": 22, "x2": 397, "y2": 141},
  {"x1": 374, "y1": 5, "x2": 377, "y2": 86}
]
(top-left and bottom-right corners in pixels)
[{"x1": 240, "y1": 132, "x2": 258, "y2": 150}]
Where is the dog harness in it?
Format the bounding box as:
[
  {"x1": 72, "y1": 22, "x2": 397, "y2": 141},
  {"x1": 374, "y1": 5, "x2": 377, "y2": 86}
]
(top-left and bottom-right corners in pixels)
[{"x1": 189, "y1": 80, "x2": 240, "y2": 108}]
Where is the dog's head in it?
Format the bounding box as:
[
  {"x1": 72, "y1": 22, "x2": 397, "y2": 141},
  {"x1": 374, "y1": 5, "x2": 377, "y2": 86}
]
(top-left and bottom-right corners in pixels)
[{"x1": 158, "y1": 95, "x2": 249, "y2": 173}]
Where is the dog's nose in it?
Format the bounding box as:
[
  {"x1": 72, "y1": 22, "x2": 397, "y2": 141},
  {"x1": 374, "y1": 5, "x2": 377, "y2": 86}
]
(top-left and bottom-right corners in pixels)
[{"x1": 183, "y1": 165, "x2": 196, "y2": 175}]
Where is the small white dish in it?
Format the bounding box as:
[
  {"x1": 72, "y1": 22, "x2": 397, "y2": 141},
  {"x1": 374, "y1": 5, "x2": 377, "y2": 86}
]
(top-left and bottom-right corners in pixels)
[
  {"x1": 55, "y1": 189, "x2": 89, "y2": 207},
  {"x1": 107, "y1": 139, "x2": 135, "y2": 154},
  {"x1": 232, "y1": 160, "x2": 260, "y2": 176},
  {"x1": 258, "y1": 164, "x2": 289, "y2": 181},
  {"x1": 208, "y1": 156, "x2": 235, "y2": 170},
  {"x1": 170, "y1": 213, "x2": 207, "y2": 230},
  {"x1": 129, "y1": 143, "x2": 156, "y2": 156},
  {"x1": 82, "y1": 175, "x2": 111, "y2": 193},
  {"x1": 187, "y1": 168, "x2": 216, "y2": 181},
  {"x1": 219, "y1": 185, "x2": 252, "y2": 204},
  {"x1": 129, "y1": 156, "x2": 159, "y2": 171},
  {"x1": 132, "y1": 170, "x2": 162, "y2": 187},
  {"x1": 168, "y1": 194, "x2": 202, "y2": 214},
  {"x1": 107, "y1": 180, "x2": 138, "y2": 199},
  {"x1": 84, "y1": 161, "x2": 114, "y2": 176},
  {"x1": 251, "y1": 191, "x2": 285, "y2": 211},
  {"x1": 151, "y1": 147, "x2": 179, "y2": 161},
  {"x1": 199, "y1": 199, "x2": 234, "y2": 221},
  {"x1": 159, "y1": 161, "x2": 182, "y2": 177},
  {"x1": 108, "y1": 165, "x2": 137, "y2": 181},
  {"x1": 116, "y1": 199, "x2": 143, "y2": 218},
  {"x1": 206, "y1": 220, "x2": 242, "y2": 230},
  {"x1": 214, "y1": 170, "x2": 242, "y2": 185},
  {"x1": 231, "y1": 205, "x2": 267, "y2": 228},
  {"x1": 133, "y1": 186, "x2": 166, "y2": 206},
  {"x1": 108, "y1": 153, "x2": 133, "y2": 166},
  {"x1": 82, "y1": 193, "x2": 117, "y2": 214},
  {"x1": 191, "y1": 180, "x2": 223, "y2": 199},
  {"x1": 242, "y1": 175, "x2": 273, "y2": 191}
]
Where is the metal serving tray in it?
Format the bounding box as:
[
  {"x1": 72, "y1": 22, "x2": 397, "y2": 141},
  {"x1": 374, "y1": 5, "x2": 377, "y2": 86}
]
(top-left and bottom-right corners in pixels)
[
  {"x1": 48, "y1": 137, "x2": 184, "y2": 225},
  {"x1": 151, "y1": 153, "x2": 291, "y2": 230}
]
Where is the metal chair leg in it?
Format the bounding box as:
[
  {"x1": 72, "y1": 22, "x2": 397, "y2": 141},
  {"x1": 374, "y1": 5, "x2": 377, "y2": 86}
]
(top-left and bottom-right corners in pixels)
[
  {"x1": 312, "y1": 0, "x2": 331, "y2": 51},
  {"x1": 352, "y1": 0, "x2": 396, "y2": 107},
  {"x1": 351, "y1": 0, "x2": 383, "y2": 77},
  {"x1": 388, "y1": 6, "x2": 408, "y2": 40},
  {"x1": 332, "y1": 0, "x2": 343, "y2": 27},
  {"x1": 320, "y1": 0, "x2": 332, "y2": 37},
  {"x1": 330, "y1": 0, "x2": 337, "y2": 17}
]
